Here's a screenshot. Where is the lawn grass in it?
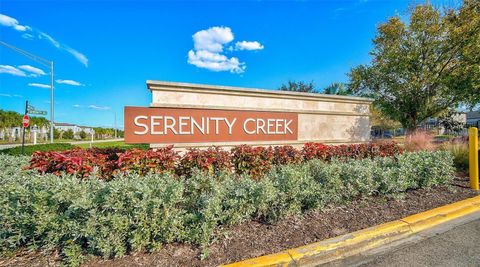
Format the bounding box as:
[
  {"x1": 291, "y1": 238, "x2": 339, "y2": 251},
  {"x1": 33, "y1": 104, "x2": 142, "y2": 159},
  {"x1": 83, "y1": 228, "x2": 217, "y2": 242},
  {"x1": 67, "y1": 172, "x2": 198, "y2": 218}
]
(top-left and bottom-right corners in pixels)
[
  {"x1": 0, "y1": 139, "x2": 78, "y2": 145},
  {"x1": 76, "y1": 141, "x2": 149, "y2": 150},
  {"x1": 0, "y1": 143, "x2": 77, "y2": 156},
  {"x1": 0, "y1": 141, "x2": 148, "y2": 156}
]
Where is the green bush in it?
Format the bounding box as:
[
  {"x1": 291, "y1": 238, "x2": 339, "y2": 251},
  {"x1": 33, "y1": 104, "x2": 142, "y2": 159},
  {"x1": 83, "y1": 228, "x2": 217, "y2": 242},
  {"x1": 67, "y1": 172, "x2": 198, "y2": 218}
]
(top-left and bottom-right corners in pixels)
[
  {"x1": 397, "y1": 150, "x2": 455, "y2": 188},
  {"x1": 265, "y1": 164, "x2": 322, "y2": 221},
  {"x1": 78, "y1": 131, "x2": 87, "y2": 140},
  {"x1": 0, "y1": 151, "x2": 455, "y2": 265},
  {"x1": 53, "y1": 128, "x2": 62, "y2": 139},
  {"x1": 0, "y1": 143, "x2": 77, "y2": 156},
  {"x1": 63, "y1": 129, "x2": 74, "y2": 140}
]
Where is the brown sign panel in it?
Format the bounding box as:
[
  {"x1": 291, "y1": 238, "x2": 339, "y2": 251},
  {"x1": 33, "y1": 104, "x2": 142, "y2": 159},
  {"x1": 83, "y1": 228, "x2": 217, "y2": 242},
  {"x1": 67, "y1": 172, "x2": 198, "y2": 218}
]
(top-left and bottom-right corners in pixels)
[{"x1": 124, "y1": 106, "x2": 298, "y2": 144}]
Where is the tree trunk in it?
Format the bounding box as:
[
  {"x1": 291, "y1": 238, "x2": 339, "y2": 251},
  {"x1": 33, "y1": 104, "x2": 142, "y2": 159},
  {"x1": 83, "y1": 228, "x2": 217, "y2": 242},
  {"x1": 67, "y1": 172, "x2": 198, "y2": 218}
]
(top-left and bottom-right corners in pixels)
[{"x1": 405, "y1": 126, "x2": 418, "y2": 136}]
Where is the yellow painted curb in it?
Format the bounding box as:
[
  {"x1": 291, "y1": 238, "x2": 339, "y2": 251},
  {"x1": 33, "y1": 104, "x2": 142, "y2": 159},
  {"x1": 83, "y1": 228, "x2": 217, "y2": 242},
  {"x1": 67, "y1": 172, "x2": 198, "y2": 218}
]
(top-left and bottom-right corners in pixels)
[
  {"x1": 221, "y1": 195, "x2": 480, "y2": 267},
  {"x1": 287, "y1": 220, "x2": 411, "y2": 266},
  {"x1": 400, "y1": 195, "x2": 480, "y2": 233},
  {"x1": 224, "y1": 252, "x2": 293, "y2": 267}
]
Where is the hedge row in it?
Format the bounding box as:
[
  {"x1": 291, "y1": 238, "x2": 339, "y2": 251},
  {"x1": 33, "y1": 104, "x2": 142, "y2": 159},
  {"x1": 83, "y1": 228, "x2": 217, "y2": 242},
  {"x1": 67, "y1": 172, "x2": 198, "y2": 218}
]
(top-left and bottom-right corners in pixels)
[
  {"x1": 1, "y1": 151, "x2": 454, "y2": 265},
  {"x1": 28, "y1": 142, "x2": 402, "y2": 179}
]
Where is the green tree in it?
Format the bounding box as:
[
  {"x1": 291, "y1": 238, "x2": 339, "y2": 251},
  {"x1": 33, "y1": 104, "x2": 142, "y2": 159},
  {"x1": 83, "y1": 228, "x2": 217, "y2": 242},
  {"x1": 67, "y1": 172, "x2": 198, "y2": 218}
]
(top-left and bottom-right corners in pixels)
[
  {"x1": 63, "y1": 129, "x2": 74, "y2": 140},
  {"x1": 78, "y1": 130, "x2": 87, "y2": 140},
  {"x1": 323, "y1": 82, "x2": 353, "y2": 95},
  {"x1": 30, "y1": 116, "x2": 50, "y2": 128},
  {"x1": 53, "y1": 128, "x2": 61, "y2": 139},
  {"x1": 349, "y1": 1, "x2": 480, "y2": 133},
  {"x1": 278, "y1": 81, "x2": 317, "y2": 93},
  {"x1": 370, "y1": 105, "x2": 401, "y2": 135},
  {"x1": 0, "y1": 110, "x2": 21, "y2": 128},
  {"x1": 437, "y1": 109, "x2": 464, "y2": 133},
  {"x1": 92, "y1": 127, "x2": 118, "y2": 139},
  {"x1": 0, "y1": 110, "x2": 50, "y2": 135}
]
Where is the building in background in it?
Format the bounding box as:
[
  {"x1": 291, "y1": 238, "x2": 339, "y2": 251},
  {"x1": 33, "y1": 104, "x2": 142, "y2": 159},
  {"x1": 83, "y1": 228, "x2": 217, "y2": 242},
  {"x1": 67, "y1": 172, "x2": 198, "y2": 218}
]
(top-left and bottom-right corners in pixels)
[
  {"x1": 467, "y1": 111, "x2": 480, "y2": 127},
  {"x1": 55, "y1": 122, "x2": 94, "y2": 137},
  {"x1": 0, "y1": 125, "x2": 50, "y2": 142}
]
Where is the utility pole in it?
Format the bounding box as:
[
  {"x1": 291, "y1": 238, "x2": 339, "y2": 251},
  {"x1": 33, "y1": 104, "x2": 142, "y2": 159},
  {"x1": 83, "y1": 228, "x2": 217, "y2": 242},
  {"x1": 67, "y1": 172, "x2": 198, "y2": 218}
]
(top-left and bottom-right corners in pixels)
[
  {"x1": 50, "y1": 61, "x2": 54, "y2": 143},
  {"x1": 0, "y1": 41, "x2": 55, "y2": 143},
  {"x1": 21, "y1": 100, "x2": 28, "y2": 154},
  {"x1": 114, "y1": 112, "x2": 117, "y2": 139}
]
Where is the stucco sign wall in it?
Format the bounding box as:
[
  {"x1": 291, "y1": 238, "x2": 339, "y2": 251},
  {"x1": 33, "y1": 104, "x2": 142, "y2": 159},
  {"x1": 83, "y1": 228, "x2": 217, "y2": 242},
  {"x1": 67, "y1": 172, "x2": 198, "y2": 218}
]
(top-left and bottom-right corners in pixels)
[
  {"x1": 124, "y1": 80, "x2": 373, "y2": 148},
  {"x1": 124, "y1": 107, "x2": 298, "y2": 143}
]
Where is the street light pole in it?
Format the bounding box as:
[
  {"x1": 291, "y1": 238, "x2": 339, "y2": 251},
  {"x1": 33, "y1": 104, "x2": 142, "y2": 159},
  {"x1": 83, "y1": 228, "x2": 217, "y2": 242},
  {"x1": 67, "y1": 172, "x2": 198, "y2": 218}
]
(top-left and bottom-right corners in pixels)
[
  {"x1": 50, "y1": 61, "x2": 54, "y2": 143},
  {"x1": 0, "y1": 41, "x2": 55, "y2": 143},
  {"x1": 114, "y1": 111, "x2": 117, "y2": 139}
]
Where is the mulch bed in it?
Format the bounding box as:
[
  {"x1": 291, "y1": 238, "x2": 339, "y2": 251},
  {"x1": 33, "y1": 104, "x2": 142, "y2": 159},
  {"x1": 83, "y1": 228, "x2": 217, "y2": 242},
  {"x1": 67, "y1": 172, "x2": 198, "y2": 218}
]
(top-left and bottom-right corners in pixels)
[{"x1": 2, "y1": 176, "x2": 479, "y2": 267}]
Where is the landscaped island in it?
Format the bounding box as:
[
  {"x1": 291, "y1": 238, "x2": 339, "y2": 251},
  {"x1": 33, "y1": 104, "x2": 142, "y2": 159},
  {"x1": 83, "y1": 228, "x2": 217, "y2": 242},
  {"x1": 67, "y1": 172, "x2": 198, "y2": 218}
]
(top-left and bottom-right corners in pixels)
[{"x1": 1, "y1": 141, "x2": 471, "y2": 266}]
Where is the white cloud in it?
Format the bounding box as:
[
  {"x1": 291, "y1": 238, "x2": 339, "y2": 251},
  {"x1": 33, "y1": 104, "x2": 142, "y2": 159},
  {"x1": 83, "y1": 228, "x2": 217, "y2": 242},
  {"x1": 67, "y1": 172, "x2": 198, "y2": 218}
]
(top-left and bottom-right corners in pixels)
[
  {"x1": 38, "y1": 32, "x2": 89, "y2": 67},
  {"x1": 28, "y1": 83, "x2": 51, "y2": 89},
  {"x1": 235, "y1": 41, "x2": 264, "y2": 51},
  {"x1": 187, "y1": 26, "x2": 262, "y2": 73},
  {"x1": 193, "y1": 26, "x2": 234, "y2": 53},
  {"x1": 0, "y1": 93, "x2": 21, "y2": 98},
  {"x1": 22, "y1": 33, "x2": 34, "y2": 40},
  {"x1": 56, "y1": 79, "x2": 83, "y2": 86},
  {"x1": 0, "y1": 14, "x2": 30, "y2": 32},
  {"x1": 65, "y1": 47, "x2": 88, "y2": 67},
  {"x1": 0, "y1": 65, "x2": 26, "y2": 76},
  {"x1": 73, "y1": 104, "x2": 81, "y2": 108},
  {"x1": 38, "y1": 32, "x2": 60, "y2": 48},
  {"x1": 188, "y1": 50, "x2": 245, "y2": 73},
  {"x1": 88, "y1": 105, "x2": 111, "y2": 110},
  {"x1": 18, "y1": 65, "x2": 46, "y2": 76},
  {"x1": 0, "y1": 13, "x2": 88, "y2": 67},
  {"x1": 1, "y1": 64, "x2": 47, "y2": 77}
]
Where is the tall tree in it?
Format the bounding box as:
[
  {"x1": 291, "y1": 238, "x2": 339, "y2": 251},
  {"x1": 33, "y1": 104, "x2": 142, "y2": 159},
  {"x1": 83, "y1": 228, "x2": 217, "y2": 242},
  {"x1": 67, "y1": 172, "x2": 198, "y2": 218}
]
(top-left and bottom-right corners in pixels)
[
  {"x1": 79, "y1": 130, "x2": 87, "y2": 140},
  {"x1": 0, "y1": 110, "x2": 49, "y2": 128},
  {"x1": 30, "y1": 116, "x2": 50, "y2": 128},
  {"x1": 370, "y1": 105, "x2": 401, "y2": 134},
  {"x1": 278, "y1": 80, "x2": 317, "y2": 93},
  {"x1": 63, "y1": 129, "x2": 74, "y2": 140},
  {"x1": 437, "y1": 109, "x2": 464, "y2": 133},
  {"x1": 0, "y1": 110, "x2": 21, "y2": 128},
  {"x1": 349, "y1": 1, "x2": 480, "y2": 133},
  {"x1": 323, "y1": 82, "x2": 354, "y2": 95}
]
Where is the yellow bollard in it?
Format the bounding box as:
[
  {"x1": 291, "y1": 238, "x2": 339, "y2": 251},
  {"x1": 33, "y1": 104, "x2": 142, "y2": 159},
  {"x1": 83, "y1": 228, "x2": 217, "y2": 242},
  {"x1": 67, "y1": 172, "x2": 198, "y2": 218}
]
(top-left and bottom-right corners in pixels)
[{"x1": 469, "y1": 127, "x2": 479, "y2": 190}]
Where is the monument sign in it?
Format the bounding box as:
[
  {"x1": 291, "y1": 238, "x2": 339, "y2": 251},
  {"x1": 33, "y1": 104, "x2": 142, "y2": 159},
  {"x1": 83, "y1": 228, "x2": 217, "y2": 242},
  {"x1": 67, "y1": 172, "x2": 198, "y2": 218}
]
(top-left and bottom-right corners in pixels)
[{"x1": 124, "y1": 81, "x2": 373, "y2": 149}]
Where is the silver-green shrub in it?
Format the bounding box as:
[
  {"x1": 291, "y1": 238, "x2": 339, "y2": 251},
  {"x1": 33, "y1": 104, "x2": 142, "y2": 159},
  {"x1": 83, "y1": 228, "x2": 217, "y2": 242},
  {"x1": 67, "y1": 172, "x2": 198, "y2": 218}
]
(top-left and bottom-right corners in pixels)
[
  {"x1": 0, "y1": 151, "x2": 455, "y2": 265},
  {"x1": 396, "y1": 150, "x2": 455, "y2": 188},
  {"x1": 265, "y1": 164, "x2": 321, "y2": 221}
]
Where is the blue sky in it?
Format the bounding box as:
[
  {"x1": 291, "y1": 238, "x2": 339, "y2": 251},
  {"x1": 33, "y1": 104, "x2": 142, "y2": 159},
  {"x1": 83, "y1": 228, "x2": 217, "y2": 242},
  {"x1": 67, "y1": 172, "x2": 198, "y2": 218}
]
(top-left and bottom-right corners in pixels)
[{"x1": 0, "y1": 0, "x2": 459, "y2": 128}]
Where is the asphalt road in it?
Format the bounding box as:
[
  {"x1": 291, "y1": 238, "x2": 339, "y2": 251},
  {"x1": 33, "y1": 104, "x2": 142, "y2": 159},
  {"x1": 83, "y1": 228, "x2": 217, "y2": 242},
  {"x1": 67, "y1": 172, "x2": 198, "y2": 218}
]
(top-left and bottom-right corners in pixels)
[{"x1": 358, "y1": 219, "x2": 480, "y2": 267}]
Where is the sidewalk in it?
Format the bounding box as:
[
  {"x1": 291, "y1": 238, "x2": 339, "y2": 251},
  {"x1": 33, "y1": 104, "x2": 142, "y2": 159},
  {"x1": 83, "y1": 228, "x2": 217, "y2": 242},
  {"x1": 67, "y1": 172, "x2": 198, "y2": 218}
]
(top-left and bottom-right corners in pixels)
[{"x1": 327, "y1": 212, "x2": 480, "y2": 267}]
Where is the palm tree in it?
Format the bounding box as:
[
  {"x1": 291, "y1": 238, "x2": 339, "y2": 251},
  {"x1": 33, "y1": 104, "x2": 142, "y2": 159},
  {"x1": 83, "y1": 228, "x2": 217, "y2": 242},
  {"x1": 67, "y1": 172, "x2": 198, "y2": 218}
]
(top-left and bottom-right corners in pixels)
[
  {"x1": 323, "y1": 82, "x2": 353, "y2": 96},
  {"x1": 278, "y1": 81, "x2": 317, "y2": 93}
]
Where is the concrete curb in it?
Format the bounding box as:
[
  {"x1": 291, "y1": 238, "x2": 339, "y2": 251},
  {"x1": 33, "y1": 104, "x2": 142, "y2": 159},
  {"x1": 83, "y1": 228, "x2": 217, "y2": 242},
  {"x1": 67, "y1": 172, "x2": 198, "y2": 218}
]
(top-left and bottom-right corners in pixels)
[{"x1": 222, "y1": 195, "x2": 480, "y2": 267}]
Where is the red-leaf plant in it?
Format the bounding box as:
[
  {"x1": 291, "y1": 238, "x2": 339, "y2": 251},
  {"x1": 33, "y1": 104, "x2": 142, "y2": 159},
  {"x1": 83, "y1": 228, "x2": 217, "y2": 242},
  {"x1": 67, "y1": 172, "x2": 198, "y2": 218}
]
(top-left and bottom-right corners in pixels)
[
  {"x1": 116, "y1": 146, "x2": 178, "y2": 176},
  {"x1": 231, "y1": 145, "x2": 274, "y2": 180},
  {"x1": 177, "y1": 146, "x2": 232, "y2": 177},
  {"x1": 27, "y1": 142, "x2": 402, "y2": 180}
]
